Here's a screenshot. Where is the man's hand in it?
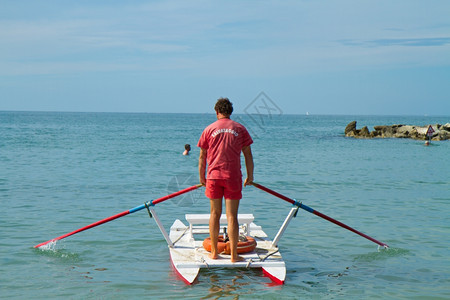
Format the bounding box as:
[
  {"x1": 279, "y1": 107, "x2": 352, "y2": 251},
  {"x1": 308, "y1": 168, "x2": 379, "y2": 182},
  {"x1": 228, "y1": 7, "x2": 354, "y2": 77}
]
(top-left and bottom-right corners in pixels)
[{"x1": 244, "y1": 177, "x2": 253, "y2": 187}]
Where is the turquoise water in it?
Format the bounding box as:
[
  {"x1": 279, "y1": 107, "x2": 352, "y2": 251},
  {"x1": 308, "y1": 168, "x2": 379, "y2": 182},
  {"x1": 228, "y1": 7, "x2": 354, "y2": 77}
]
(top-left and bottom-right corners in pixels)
[{"x1": 1, "y1": 111, "x2": 449, "y2": 299}]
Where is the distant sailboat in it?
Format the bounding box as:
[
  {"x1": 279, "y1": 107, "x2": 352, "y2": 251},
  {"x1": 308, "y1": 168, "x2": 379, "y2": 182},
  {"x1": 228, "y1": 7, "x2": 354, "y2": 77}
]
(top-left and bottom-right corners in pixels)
[{"x1": 306, "y1": 112, "x2": 310, "y2": 116}]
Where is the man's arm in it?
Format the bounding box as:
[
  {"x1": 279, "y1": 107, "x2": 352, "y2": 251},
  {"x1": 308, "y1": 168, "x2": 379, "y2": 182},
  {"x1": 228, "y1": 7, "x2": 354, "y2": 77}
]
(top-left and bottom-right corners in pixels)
[
  {"x1": 242, "y1": 145, "x2": 254, "y2": 186},
  {"x1": 199, "y1": 148, "x2": 207, "y2": 185}
]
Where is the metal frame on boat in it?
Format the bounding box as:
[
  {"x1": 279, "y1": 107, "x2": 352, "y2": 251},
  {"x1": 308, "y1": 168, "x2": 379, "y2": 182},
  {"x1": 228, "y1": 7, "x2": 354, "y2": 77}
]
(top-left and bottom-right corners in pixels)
[{"x1": 148, "y1": 206, "x2": 299, "y2": 285}]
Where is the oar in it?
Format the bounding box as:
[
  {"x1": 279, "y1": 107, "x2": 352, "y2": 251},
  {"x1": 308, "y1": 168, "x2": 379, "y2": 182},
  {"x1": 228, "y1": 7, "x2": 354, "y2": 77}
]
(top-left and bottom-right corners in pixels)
[
  {"x1": 251, "y1": 182, "x2": 389, "y2": 248},
  {"x1": 34, "y1": 184, "x2": 202, "y2": 248}
]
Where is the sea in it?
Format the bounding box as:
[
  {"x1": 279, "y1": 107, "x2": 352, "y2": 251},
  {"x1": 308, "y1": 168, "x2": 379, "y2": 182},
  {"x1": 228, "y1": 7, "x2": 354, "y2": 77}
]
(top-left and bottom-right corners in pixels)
[{"x1": 1, "y1": 111, "x2": 449, "y2": 299}]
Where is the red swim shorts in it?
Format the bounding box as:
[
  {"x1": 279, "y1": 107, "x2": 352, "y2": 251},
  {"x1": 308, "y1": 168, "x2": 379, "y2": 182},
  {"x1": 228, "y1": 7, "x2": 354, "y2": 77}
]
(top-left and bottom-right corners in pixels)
[{"x1": 205, "y1": 179, "x2": 242, "y2": 200}]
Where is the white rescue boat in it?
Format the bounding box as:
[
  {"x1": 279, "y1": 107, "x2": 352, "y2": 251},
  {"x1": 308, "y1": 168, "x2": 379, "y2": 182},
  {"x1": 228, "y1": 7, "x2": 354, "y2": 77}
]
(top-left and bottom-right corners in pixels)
[{"x1": 148, "y1": 206, "x2": 300, "y2": 285}]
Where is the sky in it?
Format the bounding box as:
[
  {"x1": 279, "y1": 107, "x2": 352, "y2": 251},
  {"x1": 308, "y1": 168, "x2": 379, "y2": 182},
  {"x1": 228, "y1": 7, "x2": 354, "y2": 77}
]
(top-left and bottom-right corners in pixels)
[{"x1": 1, "y1": 0, "x2": 449, "y2": 115}]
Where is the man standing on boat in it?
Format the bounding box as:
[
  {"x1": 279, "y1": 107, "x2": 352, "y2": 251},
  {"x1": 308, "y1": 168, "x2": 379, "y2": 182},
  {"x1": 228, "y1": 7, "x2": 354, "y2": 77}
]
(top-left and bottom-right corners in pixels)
[{"x1": 198, "y1": 98, "x2": 254, "y2": 262}]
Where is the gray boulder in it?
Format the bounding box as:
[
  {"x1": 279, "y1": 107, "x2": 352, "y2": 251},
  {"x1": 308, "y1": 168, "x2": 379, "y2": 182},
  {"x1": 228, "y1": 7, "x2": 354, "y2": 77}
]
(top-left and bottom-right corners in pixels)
[{"x1": 345, "y1": 121, "x2": 450, "y2": 141}]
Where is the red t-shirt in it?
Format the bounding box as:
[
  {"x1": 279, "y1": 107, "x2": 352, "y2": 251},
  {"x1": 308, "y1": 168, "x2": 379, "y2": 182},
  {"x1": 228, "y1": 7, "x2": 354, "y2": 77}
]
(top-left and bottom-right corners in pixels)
[{"x1": 198, "y1": 118, "x2": 253, "y2": 180}]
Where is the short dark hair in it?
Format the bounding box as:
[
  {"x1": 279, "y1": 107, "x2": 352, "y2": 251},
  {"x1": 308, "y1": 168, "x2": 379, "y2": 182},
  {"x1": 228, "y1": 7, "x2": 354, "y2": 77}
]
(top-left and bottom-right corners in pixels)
[
  {"x1": 214, "y1": 98, "x2": 233, "y2": 116},
  {"x1": 185, "y1": 144, "x2": 191, "y2": 150}
]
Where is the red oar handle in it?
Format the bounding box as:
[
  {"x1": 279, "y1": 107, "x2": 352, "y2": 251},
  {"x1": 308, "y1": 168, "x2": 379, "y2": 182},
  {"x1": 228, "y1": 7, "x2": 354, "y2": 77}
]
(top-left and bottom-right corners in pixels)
[{"x1": 251, "y1": 182, "x2": 389, "y2": 248}]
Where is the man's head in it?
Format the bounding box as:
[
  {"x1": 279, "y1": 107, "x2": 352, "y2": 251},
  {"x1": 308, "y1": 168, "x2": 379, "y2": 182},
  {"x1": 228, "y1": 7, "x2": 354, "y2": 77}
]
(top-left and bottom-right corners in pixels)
[{"x1": 214, "y1": 98, "x2": 233, "y2": 117}]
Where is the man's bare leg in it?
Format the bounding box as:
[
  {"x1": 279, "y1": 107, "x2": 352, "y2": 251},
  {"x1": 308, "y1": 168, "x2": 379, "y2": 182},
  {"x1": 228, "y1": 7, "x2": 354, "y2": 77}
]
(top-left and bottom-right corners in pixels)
[
  {"x1": 209, "y1": 198, "x2": 222, "y2": 259},
  {"x1": 225, "y1": 199, "x2": 245, "y2": 262}
]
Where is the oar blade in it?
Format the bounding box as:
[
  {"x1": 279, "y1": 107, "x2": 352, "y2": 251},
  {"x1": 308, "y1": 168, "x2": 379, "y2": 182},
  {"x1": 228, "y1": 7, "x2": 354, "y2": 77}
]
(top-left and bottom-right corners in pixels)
[{"x1": 34, "y1": 210, "x2": 130, "y2": 248}]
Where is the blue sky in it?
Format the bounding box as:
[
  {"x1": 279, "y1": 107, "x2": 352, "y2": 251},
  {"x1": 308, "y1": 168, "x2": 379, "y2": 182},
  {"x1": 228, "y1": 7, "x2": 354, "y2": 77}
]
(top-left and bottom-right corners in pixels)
[{"x1": 1, "y1": 0, "x2": 449, "y2": 115}]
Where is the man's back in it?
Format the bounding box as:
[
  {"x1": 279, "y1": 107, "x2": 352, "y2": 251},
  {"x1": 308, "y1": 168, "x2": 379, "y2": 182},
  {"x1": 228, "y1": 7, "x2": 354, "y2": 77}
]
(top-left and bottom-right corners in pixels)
[{"x1": 198, "y1": 118, "x2": 252, "y2": 180}]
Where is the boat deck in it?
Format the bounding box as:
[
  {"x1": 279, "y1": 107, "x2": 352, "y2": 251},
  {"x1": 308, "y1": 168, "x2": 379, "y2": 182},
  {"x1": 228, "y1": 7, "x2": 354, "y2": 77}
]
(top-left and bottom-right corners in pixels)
[{"x1": 168, "y1": 214, "x2": 285, "y2": 284}]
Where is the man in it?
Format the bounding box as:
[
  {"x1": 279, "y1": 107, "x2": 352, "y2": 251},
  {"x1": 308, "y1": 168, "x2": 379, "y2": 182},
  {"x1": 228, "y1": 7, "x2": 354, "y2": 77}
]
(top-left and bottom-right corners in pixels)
[
  {"x1": 183, "y1": 144, "x2": 191, "y2": 155},
  {"x1": 198, "y1": 98, "x2": 254, "y2": 262}
]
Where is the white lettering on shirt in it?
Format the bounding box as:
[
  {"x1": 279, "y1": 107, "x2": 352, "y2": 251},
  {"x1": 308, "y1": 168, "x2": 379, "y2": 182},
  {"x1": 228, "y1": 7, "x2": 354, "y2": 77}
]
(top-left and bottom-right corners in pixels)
[{"x1": 211, "y1": 128, "x2": 239, "y2": 138}]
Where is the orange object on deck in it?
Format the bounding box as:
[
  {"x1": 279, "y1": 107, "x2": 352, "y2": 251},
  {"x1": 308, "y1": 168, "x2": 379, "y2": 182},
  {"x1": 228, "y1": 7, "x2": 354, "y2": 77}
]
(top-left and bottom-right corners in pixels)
[{"x1": 203, "y1": 235, "x2": 257, "y2": 254}]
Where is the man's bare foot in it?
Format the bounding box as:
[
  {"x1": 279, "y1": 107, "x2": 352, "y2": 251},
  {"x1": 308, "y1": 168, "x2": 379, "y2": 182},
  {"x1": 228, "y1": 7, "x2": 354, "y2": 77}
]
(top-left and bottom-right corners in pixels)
[
  {"x1": 209, "y1": 253, "x2": 220, "y2": 259},
  {"x1": 231, "y1": 255, "x2": 245, "y2": 263}
]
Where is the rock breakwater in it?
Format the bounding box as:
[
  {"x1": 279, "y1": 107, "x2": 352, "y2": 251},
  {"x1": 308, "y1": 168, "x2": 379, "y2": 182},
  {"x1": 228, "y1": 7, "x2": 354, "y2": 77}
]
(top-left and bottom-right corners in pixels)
[{"x1": 345, "y1": 121, "x2": 450, "y2": 141}]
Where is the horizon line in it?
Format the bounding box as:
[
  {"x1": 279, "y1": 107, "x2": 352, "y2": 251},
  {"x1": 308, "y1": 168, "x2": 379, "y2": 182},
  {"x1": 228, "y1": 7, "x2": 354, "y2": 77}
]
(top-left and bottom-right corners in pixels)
[{"x1": 0, "y1": 110, "x2": 449, "y2": 118}]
